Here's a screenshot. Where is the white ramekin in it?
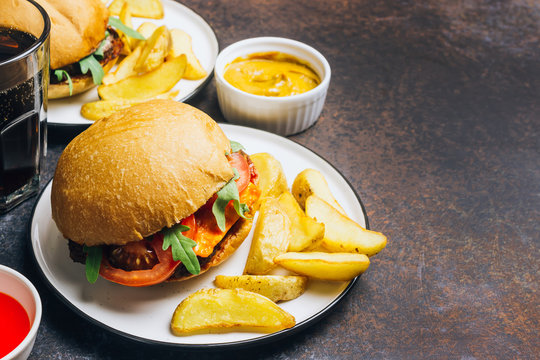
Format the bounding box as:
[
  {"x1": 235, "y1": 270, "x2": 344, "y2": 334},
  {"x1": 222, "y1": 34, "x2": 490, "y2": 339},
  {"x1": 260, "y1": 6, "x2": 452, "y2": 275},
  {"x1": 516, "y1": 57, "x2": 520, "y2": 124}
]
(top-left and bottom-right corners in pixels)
[
  {"x1": 0, "y1": 265, "x2": 42, "y2": 360},
  {"x1": 215, "y1": 37, "x2": 331, "y2": 136}
]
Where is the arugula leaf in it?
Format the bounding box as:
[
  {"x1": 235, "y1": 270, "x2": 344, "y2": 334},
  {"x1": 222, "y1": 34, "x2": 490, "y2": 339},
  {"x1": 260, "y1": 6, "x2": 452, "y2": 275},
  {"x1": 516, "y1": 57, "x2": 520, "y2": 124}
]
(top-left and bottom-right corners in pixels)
[
  {"x1": 83, "y1": 245, "x2": 102, "y2": 284},
  {"x1": 79, "y1": 55, "x2": 105, "y2": 85},
  {"x1": 54, "y1": 69, "x2": 73, "y2": 95},
  {"x1": 108, "y1": 16, "x2": 145, "y2": 40},
  {"x1": 230, "y1": 140, "x2": 245, "y2": 154},
  {"x1": 212, "y1": 168, "x2": 250, "y2": 231},
  {"x1": 93, "y1": 30, "x2": 110, "y2": 59},
  {"x1": 162, "y1": 224, "x2": 201, "y2": 275}
]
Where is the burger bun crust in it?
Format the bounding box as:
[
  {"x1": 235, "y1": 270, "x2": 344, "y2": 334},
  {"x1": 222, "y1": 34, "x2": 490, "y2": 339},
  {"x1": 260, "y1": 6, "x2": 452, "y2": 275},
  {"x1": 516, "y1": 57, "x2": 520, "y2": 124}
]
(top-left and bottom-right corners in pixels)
[
  {"x1": 51, "y1": 100, "x2": 235, "y2": 247},
  {"x1": 37, "y1": 0, "x2": 109, "y2": 69}
]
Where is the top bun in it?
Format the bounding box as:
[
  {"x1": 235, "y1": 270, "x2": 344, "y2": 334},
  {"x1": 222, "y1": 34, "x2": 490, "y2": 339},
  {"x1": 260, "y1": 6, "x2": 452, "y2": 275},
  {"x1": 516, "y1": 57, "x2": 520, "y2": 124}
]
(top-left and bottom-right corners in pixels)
[
  {"x1": 36, "y1": 0, "x2": 109, "y2": 69},
  {"x1": 51, "y1": 100, "x2": 235, "y2": 247}
]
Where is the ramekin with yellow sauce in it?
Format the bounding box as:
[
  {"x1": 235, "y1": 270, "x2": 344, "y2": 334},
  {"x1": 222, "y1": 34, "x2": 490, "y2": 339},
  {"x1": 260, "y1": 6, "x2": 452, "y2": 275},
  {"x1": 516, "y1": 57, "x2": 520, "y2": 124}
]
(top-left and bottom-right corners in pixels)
[
  {"x1": 215, "y1": 37, "x2": 331, "y2": 135},
  {"x1": 223, "y1": 52, "x2": 321, "y2": 97}
]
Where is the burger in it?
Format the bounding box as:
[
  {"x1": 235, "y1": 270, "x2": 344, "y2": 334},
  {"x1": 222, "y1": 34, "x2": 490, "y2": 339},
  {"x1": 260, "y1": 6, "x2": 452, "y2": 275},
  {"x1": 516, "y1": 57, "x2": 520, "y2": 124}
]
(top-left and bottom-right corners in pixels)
[
  {"x1": 36, "y1": 0, "x2": 124, "y2": 99},
  {"x1": 51, "y1": 100, "x2": 261, "y2": 286}
]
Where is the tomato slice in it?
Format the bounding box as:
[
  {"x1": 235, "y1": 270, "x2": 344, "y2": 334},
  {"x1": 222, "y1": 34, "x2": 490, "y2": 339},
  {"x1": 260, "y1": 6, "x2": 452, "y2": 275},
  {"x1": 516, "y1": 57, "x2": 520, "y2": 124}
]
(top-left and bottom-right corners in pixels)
[
  {"x1": 201, "y1": 152, "x2": 251, "y2": 211},
  {"x1": 99, "y1": 235, "x2": 179, "y2": 287},
  {"x1": 99, "y1": 215, "x2": 197, "y2": 287},
  {"x1": 227, "y1": 152, "x2": 250, "y2": 193},
  {"x1": 180, "y1": 214, "x2": 197, "y2": 238}
]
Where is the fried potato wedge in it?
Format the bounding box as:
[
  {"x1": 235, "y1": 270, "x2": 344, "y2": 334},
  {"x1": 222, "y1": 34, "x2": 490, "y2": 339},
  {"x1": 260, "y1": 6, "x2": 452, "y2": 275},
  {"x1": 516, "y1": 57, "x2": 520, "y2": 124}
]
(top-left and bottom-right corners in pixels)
[
  {"x1": 129, "y1": 21, "x2": 158, "y2": 50},
  {"x1": 109, "y1": 0, "x2": 164, "y2": 19},
  {"x1": 291, "y1": 169, "x2": 347, "y2": 215},
  {"x1": 117, "y1": 2, "x2": 135, "y2": 54},
  {"x1": 306, "y1": 195, "x2": 387, "y2": 256},
  {"x1": 98, "y1": 54, "x2": 186, "y2": 100},
  {"x1": 250, "y1": 153, "x2": 288, "y2": 208},
  {"x1": 102, "y1": 46, "x2": 142, "y2": 85},
  {"x1": 214, "y1": 275, "x2": 308, "y2": 302},
  {"x1": 81, "y1": 90, "x2": 179, "y2": 120},
  {"x1": 274, "y1": 252, "x2": 370, "y2": 281},
  {"x1": 244, "y1": 198, "x2": 290, "y2": 275},
  {"x1": 137, "y1": 22, "x2": 159, "y2": 38},
  {"x1": 135, "y1": 25, "x2": 171, "y2": 73},
  {"x1": 167, "y1": 28, "x2": 207, "y2": 80},
  {"x1": 278, "y1": 191, "x2": 325, "y2": 252},
  {"x1": 171, "y1": 288, "x2": 295, "y2": 335}
]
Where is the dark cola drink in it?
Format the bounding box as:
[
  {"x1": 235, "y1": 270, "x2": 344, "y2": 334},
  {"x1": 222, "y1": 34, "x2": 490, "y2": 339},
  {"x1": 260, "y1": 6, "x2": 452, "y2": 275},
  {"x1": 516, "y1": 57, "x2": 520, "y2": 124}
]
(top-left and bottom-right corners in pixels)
[{"x1": 0, "y1": 25, "x2": 47, "y2": 212}]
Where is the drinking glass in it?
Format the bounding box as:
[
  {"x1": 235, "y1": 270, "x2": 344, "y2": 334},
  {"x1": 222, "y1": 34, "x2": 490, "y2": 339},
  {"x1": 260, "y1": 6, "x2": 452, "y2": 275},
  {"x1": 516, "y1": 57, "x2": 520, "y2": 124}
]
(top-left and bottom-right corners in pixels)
[{"x1": 0, "y1": 0, "x2": 50, "y2": 213}]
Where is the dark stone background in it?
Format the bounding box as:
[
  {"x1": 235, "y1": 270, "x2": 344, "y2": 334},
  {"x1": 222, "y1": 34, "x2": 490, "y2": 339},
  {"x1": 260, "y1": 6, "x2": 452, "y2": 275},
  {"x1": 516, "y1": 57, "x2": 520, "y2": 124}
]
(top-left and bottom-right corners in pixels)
[{"x1": 1, "y1": 0, "x2": 538, "y2": 358}]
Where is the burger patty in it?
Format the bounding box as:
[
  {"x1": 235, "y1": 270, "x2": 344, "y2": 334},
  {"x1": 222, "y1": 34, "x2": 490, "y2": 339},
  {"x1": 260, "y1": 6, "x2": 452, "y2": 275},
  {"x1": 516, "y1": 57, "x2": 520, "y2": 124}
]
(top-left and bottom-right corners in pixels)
[
  {"x1": 50, "y1": 27, "x2": 124, "y2": 83},
  {"x1": 67, "y1": 232, "x2": 228, "y2": 273}
]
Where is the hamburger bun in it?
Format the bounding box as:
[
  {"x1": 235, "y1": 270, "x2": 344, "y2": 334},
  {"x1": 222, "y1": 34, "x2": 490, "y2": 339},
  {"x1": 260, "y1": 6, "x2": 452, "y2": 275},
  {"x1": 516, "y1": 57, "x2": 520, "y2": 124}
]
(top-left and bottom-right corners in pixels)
[
  {"x1": 51, "y1": 100, "x2": 236, "y2": 248},
  {"x1": 36, "y1": 0, "x2": 109, "y2": 70}
]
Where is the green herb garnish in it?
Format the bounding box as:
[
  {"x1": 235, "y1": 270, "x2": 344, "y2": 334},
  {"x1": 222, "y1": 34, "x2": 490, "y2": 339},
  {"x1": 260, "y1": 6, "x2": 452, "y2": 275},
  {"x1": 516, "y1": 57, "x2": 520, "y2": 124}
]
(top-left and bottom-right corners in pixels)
[
  {"x1": 79, "y1": 54, "x2": 105, "y2": 85},
  {"x1": 212, "y1": 168, "x2": 250, "y2": 232},
  {"x1": 54, "y1": 69, "x2": 73, "y2": 95},
  {"x1": 83, "y1": 245, "x2": 102, "y2": 284},
  {"x1": 108, "y1": 17, "x2": 145, "y2": 40},
  {"x1": 162, "y1": 224, "x2": 201, "y2": 275},
  {"x1": 230, "y1": 140, "x2": 245, "y2": 154}
]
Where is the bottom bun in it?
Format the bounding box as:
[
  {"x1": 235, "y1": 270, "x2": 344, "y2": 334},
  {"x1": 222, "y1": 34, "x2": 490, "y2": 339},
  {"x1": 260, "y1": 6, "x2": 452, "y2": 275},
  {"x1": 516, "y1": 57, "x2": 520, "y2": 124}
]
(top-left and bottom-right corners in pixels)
[
  {"x1": 168, "y1": 218, "x2": 254, "y2": 282},
  {"x1": 48, "y1": 59, "x2": 117, "y2": 99}
]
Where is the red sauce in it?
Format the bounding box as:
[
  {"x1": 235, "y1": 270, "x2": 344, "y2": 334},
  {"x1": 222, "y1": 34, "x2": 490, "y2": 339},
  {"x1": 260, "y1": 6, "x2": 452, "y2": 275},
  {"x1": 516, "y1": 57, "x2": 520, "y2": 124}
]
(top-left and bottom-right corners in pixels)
[{"x1": 0, "y1": 292, "x2": 30, "y2": 357}]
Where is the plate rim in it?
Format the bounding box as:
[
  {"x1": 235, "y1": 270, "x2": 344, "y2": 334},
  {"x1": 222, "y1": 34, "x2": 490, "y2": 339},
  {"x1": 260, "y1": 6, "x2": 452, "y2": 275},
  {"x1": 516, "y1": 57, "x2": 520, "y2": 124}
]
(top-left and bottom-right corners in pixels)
[
  {"x1": 47, "y1": 0, "x2": 219, "y2": 128},
  {"x1": 28, "y1": 124, "x2": 370, "y2": 349}
]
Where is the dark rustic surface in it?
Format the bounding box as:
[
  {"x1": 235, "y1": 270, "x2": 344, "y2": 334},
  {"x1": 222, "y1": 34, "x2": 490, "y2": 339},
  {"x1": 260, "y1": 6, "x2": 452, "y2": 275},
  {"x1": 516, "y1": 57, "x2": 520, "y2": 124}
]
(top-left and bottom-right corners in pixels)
[{"x1": 1, "y1": 0, "x2": 538, "y2": 359}]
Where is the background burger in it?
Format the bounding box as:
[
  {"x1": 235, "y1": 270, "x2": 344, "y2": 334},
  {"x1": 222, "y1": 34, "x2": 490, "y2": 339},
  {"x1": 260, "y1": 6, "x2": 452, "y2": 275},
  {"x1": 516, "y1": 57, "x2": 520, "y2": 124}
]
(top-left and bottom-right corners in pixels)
[
  {"x1": 36, "y1": 0, "x2": 124, "y2": 99},
  {"x1": 51, "y1": 100, "x2": 260, "y2": 286}
]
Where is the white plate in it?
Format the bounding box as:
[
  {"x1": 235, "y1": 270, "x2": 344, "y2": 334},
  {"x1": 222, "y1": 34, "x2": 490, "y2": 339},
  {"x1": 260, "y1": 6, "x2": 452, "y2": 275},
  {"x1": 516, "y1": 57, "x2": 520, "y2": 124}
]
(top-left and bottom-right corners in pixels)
[
  {"x1": 29, "y1": 124, "x2": 368, "y2": 348},
  {"x1": 47, "y1": 0, "x2": 218, "y2": 126}
]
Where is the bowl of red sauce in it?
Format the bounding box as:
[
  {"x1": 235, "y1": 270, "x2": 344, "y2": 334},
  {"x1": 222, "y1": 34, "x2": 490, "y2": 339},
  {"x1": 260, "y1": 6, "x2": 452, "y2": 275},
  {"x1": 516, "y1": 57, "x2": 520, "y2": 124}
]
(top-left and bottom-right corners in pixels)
[{"x1": 0, "y1": 265, "x2": 41, "y2": 360}]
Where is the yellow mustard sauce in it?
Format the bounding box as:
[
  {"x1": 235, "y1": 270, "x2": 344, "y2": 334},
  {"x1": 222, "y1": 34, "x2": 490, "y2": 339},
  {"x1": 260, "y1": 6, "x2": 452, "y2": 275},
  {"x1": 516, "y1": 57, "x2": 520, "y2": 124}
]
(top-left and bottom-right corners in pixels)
[{"x1": 223, "y1": 52, "x2": 321, "y2": 97}]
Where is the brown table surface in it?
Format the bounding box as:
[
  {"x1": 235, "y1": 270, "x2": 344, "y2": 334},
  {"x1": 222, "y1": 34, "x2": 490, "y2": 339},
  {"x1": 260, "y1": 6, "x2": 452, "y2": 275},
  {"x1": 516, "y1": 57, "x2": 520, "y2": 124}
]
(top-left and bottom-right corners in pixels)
[{"x1": 1, "y1": 0, "x2": 538, "y2": 359}]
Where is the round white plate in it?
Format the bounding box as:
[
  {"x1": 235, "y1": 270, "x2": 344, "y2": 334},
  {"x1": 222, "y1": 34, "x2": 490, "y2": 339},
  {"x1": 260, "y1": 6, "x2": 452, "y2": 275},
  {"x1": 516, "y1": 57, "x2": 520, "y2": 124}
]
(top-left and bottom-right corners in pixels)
[
  {"x1": 29, "y1": 124, "x2": 368, "y2": 348},
  {"x1": 47, "y1": 0, "x2": 218, "y2": 126}
]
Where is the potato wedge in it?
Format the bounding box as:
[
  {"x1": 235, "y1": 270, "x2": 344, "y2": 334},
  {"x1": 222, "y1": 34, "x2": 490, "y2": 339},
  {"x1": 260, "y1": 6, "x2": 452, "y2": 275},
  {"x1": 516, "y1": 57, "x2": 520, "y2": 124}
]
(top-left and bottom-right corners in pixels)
[
  {"x1": 274, "y1": 252, "x2": 370, "y2": 281},
  {"x1": 119, "y1": 2, "x2": 133, "y2": 28},
  {"x1": 250, "y1": 153, "x2": 288, "y2": 208},
  {"x1": 167, "y1": 28, "x2": 207, "y2": 80},
  {"x1": 117, "y1": 2, "x2": 135, "y2": 54},
  {"x1": 108, "y1": 0, "x2": 125, "y2": 15},
  {"x1": 135, "y1": 25, "x2": 171, "y2": 73},
  {"x1": 214, "y1": 275, "x2": 308, "y2": 302},
  {"x1": 98, "y1": 54, "x2": 186, "y2": 100},
  {"x1": 102, "y1": 45, "x2": 142, "y2": 85},
  {"x1": 244, "y1": 198, "x2": 290, "y2": 275},
  {"x1": 171, "y1": 288, "x2": 295, "y2": 335},
  {"x1": 81, "y1": 90, "x2": 179, "y2": 120},
  {"x1": 137, "y1": 22, "x2": 158, "y2": 38},
  {"x1": 306, "y1": 195, "x2": 387, "y2": 256},
  {"x1": 291, "y1": 168, "x2": 347, "y2": 215},
  {"x1": 129, "y1": 22, "x2": 158, "y2": 50},
  {"x1": 109, "y1": 0, "x2": 164, "y2": 19},
  {"x1": 278, "y1": 191, "x2": 325, "y2": 252}
]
